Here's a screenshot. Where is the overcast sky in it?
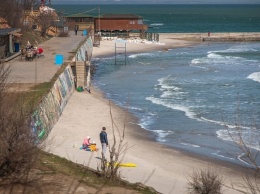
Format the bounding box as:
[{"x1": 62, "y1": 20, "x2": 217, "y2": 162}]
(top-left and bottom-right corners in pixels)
[{"x1": 52, "y1": 0, "x2": 260, "y2": 4}]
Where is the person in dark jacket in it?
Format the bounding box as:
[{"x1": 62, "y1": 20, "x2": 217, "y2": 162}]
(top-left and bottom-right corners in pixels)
[
  {"x1": 99, "y1": 127, "x2": 108, "y2": 159},
  {"x1": 75, "y1": 25, "x2": 78, "y2": 35}
]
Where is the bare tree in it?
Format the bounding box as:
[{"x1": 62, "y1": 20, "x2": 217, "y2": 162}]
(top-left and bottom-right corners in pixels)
[
  {"x1": 224, "y1": 102, "x2": 260, "y2": 193},
  {"x1": 32, "y1": 9, "x2": 58, "y2": 37},
  {"x1": 0, "y1": 63, "x2": 39, "y2": 184},
  {"x1": 0, "y1": 0, "x2": 39, "y2": 27},
  {"x1": 99, "y1": 101, "x2": 130, "y2": 180}
]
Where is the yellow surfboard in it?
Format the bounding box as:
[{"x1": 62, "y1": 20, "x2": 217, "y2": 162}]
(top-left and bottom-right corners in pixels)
[{"x1": 107, "y1": 162, "x2": 137, "y2": 167}]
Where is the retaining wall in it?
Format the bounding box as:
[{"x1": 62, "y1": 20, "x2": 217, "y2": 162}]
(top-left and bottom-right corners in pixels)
[{"x1": 31, "y1": 36, "x2": 93, "y2": 139}]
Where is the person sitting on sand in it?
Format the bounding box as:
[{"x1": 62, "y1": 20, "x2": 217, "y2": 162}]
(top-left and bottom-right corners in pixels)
[{"x1": 82, "y1": 136, "x2": 91, "y2": 150}]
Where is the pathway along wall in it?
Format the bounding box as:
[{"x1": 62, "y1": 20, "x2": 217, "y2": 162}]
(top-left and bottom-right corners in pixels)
[{"x1": 31, "y1": 35, "x2": 94, "y2": 140}]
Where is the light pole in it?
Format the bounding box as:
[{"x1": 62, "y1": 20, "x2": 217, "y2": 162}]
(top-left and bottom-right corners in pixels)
[
  {"x1": 35, "y1": 56, "x2": 37, "y2": 86},
  {"x1": 98, "y1": 7, "x2": 100, "y2": 35}
]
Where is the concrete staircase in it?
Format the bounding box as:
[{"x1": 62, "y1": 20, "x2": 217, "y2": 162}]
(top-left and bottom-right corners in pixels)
[{"x1": 75, "y1": 61, "x2": 86, "y2": 88}]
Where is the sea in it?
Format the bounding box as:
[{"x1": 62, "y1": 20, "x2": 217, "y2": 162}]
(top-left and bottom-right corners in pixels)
[{"x1": 53, "y1": 4, "x2": 260, "y2": 167}]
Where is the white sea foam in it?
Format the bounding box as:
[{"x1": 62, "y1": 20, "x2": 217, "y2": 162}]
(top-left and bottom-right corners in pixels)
[
  {"x1": 207, "y1": 51, "x2": 244, "y2": 64},
  {"x1": 150, "y1": 23, "x2": 164, "y2": 26},
  {"x1": 207, "y1": 52, "x2": 223, "y2": 59},
  {"x1": 160, "y1": 88, "x2": 186, "y2": 98},
  {"x1": 146, "y1": 96, "x2": 197, "y2": 120},
  {"x1": 247, "y1": 72, "x2": 260, "y2": 83},
  {"x1": 219, "y1": 45, "x2": 257, "y2": 53},
  {"x1": 238, "y1": 153, "x2": 254, "y2": 167},
  {"x1": 211, "y1": 152, "x2": 235, "y2": 161},
  {"x1": 157, "y1": 76, "x2": 181, "y2": 91},
  {"x1": 191, "y1": 48, "x2": 249, "y2": 68},
  {"x1": 153, "y1": 130, "x2": 172, "y2": 142},
  {"x1": 138, "y1": 112, "x2": 157, "y2": 130},
  {"x1": 201, "y1": 117, "x2": 239, "y2": 129},
  {"x1": 216, "y1": 128, "x2": 260, "y2": 151},
  {"x1": 127, "y1": 106, "x2": 143, "y2": 111},
  {"x1": 128, "y1": 53, "x2": 154, "y2": 58},
  {"x1": 180, "y1": 142, "x2": 200, "y2": 148},
  {"x1": 160, "y1": 91, "x2": 172, "y2": 98}
]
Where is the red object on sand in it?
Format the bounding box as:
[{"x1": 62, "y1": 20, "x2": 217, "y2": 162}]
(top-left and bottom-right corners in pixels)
[{"x1": 37, "y1": 48, "x2": 43, "y2": 54}]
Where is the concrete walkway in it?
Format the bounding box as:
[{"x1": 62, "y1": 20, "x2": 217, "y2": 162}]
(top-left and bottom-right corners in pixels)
[{"x1": 6, "y1": 31, "x2": 87, "y2": 84}]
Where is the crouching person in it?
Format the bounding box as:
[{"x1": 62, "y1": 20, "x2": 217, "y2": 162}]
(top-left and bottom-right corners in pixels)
[{"x1": 82, "y1": 136, "x2": 91, "y2": 150}]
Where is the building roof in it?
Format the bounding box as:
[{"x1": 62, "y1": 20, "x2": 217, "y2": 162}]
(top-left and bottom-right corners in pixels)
[
  {"x1": 0, "y1": 28, "x2": 21, "y2": 36},
  {"x1": 64, "y1": 13, "x2": 143, "y2": 19},
  {"x1": 0, "y1": 17, "x2": 10, "y2": 28},
  {"x1": 64, "y1": 13, "x2": 94, "y2": 18},
  {"x1": 99, "y1": 14, "x2": 143, "y2": 19}
]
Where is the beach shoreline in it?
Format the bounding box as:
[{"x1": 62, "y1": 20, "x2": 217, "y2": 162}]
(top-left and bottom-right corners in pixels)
[{"x1": 46, "y1": 33, "x2": 257, "y2": 194}]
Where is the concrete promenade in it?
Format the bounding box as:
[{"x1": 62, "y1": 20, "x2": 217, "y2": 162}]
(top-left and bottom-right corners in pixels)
[{"x1": 6, "y1": 31, "x2": 87, "y2": 84}]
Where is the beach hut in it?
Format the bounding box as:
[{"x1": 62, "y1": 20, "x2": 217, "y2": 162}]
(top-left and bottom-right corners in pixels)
[{"x1": 94, "y1": 14, "x2": 148, "y2": 38}]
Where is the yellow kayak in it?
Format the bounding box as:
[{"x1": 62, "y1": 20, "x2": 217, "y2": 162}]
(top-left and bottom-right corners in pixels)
[{"x1": 107, "y1": 162, "x2": 137, "y2": 167}]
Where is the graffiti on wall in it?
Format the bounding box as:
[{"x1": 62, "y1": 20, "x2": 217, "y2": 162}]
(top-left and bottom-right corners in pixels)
[
  {"x1": 77, "y1": 37, "x2": 93, "y2": 62},
  {"x1": 31, "y1": 36, "x2": 93, "y2": 140},
  {"x1": 31, "y1": 66, "x2": 75, "y2": 139}
]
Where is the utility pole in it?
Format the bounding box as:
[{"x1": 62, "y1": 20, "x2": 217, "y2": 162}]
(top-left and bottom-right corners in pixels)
[
  {"x1": 98, "y1": 7, "x2": 100, "y2": 35},
  {"x1": 98, "y1": 7, "x2": 101, "y2": 47}
]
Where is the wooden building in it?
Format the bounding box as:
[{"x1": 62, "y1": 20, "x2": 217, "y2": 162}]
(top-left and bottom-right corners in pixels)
[
  {"x1": 94, "y1": 14, "x2": 148, "y2": 37},
  {"x1": 0, "y1": 17, "x2": 21, "y2": 62},
  {"x1": 63, "y1": 13, "x2": 148, "y2": 38},
  {"x1": 64, "y1": 13, "x2": 94, "y2": 31}
]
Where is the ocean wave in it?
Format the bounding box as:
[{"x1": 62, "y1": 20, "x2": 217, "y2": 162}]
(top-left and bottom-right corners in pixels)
[
  {"x1": 161, "y1": 90, "x2": 185, "y2": 98},
  {"x1": 211, "y1": 152, "x2": 235, "y2": 161},
  {"x1": 201, "y1": 117, "x2": 239, "y2": 129},
  {"x1": 237, "y1": 153, "x2": 256, "y2": 167},
  {"x1": 150, "y1": 23, "x2": 164, "y2": 26},
  {"x1": 153, "y1": 130, "x2": 173, "y2": 142},
  {"x1": 127, "y1": 106, "x2": 143, "y2": 111},
  {"x1": 207, "y1": 51, "x2": 244, "y2": 63},
  {"x1": 158, "y1": 75, "x2": 173, "y2": 83},
  {"x1": 161, "y1": 84, "x2": 181, "y2": 91},
  {"x1": 146, "y1": 96, "x2": 197, "y2": 120},
  {"x1": 191, "y1": 46, "x2": 255, "y2": 68},
  {"x1": 128, "y1": 53, "x2": 154, "y2": 58},
  {"x1": 216, "y1": 45, "x2": 258, "y2": 53},
  {"x1": 216, "y1": 128, "x2": 260, "y2": 151},
  {"x1": 180, "y1": 142, "x2": 200, "y2": 148},
  {"x1": 138, "y1": 112, "x2": 157, "y2": 130},
  {"x1": 247, "y1": 72, "x2": 260, "y2": 83},
  {"x1": 157, "y1": 76, "x2": 181, "y2": 91}
]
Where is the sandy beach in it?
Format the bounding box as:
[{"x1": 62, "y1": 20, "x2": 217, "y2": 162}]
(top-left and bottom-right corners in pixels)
[{"x1": 45, "y1": 33, "x2": 256, "y2": 194}]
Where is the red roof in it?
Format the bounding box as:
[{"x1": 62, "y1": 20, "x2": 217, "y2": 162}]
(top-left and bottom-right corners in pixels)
[{"x1": 100, "y1": 14, "x2": 143, "y2": 19}]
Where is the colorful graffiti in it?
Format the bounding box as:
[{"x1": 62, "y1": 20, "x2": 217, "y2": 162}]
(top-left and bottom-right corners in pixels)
[
  {"x1": 77, "y1": 37, "x2": 93, "y2": 62},
  {"x1": 31, "y1": 66, "x2": 75, "y2": 139},
  {"x1": 31, "y1": 36, "x2": 93, "y2": 140}
]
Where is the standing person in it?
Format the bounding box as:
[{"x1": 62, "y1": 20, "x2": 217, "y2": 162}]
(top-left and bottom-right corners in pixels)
[
  {"x1": 99, "y1": 127, "x2": 108, "y2": 159},
  {"x1": 75, "y1": 25, "x2": 78, "y2": 35}
]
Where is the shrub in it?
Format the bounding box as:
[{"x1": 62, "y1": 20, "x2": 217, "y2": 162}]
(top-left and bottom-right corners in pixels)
[{"x1": 187, "y1": 168, "x2": 223, "y2": 194}]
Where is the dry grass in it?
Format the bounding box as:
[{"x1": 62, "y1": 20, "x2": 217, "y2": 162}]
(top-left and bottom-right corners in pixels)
[{"x1": 0, "y1": 150, "x2": 158, "y2": 194}]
